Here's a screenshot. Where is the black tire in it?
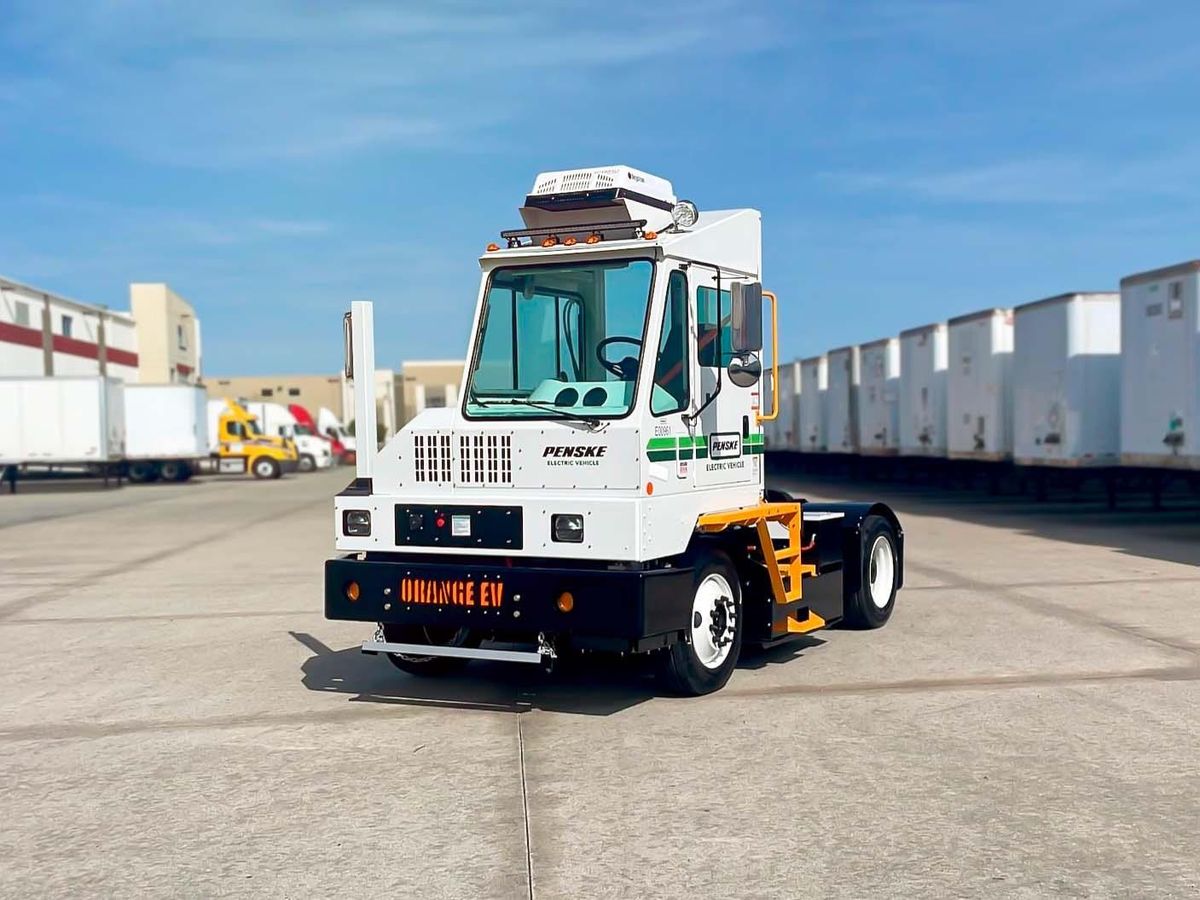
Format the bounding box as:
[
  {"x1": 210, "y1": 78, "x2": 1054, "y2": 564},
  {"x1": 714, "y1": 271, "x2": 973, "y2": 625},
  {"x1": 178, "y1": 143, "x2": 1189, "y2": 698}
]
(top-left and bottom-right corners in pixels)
[
  {"x1": 843, "y1": 515, "x2": 899, "y2": 629},
  {"x1": 251, "y1": 456, "x2": 281, "y2": 480},
  {"x1": 159, "y1": 460, "x2": 188, "y2": 482},
  {"x1": 298, "y1": 454, "x2": 316, "y2": 473},
  {"x1": 127, "y1": 462, "x2": 158, "y2": 484},
  {"x1": 382, "y1": 624, "x2": 480, "y2": 676},
  {"x1": 658, "y1": 549, "x2": 743, "y2": 696}
]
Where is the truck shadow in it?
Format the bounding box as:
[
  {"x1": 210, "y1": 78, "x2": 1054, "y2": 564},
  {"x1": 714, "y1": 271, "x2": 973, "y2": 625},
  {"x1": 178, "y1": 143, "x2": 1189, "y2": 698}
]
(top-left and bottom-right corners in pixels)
[{"x1": 290, "y1": 631, "x2": 825, "y2": 716}]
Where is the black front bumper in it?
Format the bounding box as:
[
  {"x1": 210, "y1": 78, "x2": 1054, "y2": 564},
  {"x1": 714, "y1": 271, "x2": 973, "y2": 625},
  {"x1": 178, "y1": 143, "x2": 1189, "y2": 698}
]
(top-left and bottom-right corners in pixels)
[{"x1": 325, "y1": 554, "x2": 694, "y2": 649}]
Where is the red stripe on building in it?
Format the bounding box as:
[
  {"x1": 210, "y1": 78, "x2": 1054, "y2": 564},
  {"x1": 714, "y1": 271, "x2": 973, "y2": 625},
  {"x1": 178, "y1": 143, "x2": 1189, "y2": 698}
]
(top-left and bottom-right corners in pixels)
[
  {"x1": 176, "y1": 362, "x2": 193, "y2": 375},
  {"x1": 0, "y1": 320, "x2": 44, "y2": 349},
  {"x1": 1, "y1": 324, "x2": 139, "y2": 368}
]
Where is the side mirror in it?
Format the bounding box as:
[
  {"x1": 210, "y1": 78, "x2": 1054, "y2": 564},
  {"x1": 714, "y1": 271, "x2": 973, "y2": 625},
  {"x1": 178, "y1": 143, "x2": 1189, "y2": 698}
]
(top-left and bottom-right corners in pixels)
[
  {"x1": 343, "y1": 311, "x2": 354, "y2": 379},
  {"x1": 730, "y1": 282, "x2": 763, "y2": 353}
]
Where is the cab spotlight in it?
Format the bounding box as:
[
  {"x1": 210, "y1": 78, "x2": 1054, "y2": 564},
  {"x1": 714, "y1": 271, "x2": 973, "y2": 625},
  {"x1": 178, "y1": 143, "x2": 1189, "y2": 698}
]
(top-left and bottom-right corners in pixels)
[{"x1": 671, "y1": 199, "x2": 699, "y2": 229}]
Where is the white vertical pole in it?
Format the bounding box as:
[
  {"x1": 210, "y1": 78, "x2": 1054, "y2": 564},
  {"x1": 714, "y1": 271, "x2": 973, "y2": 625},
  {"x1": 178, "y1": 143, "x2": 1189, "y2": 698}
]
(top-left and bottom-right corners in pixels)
[{"x1": 350, "y1": 301, "x2": 377, "y2": 480}]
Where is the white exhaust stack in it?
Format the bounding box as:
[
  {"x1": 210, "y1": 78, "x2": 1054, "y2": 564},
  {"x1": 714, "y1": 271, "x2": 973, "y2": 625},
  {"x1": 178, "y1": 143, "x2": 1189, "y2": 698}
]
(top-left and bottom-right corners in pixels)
[{"x1": 347, "y1": 300, "x2": 377, "y2": 480}]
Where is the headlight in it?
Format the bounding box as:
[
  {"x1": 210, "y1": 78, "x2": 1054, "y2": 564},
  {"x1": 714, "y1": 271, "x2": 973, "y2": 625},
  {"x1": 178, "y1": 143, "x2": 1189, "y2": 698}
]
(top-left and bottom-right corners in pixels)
[
  {"x1": 551, "y1": 513, "x2": 584, "y2": 543},
  {"x1": 343, "y1": 509, "x2": 372, "y2": 536}
]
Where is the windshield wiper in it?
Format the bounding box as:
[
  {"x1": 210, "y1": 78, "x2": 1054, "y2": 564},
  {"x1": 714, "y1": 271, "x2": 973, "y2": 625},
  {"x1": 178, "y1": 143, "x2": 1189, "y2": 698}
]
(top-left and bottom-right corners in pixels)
[{"x1": 469, "y1": 396, "x2": 601, "y2": 429}]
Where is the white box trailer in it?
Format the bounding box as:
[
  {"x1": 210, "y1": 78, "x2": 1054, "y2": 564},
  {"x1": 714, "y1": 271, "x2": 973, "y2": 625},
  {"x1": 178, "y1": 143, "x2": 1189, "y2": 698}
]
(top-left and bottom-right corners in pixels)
[
  {"x1": 857, "y1": 337, "x2": 900, "y2": 455},
  {"x1": 1013, "y1": 293, "x2": 1121, "y2": 467},
  {"x1": 764, "y1": 360, "x2": 800, "y2": 450},
  {"x1": 899, "y1": 322, "x2": 948, "y2": 457},
  {"x1": 798, "y1": 354, "x2": 828, "y2": 452},
  {"x1": 0, "y1": 376, "x2": 125, "y2": 465},
  {"x1": 123, "y1": 384, "x2": 210, "y2": 482},
  {"x1": 947, "y1": 309, "x2": 1014, "y2": 461},
  {"x1": 826, "y1": 345, "x2": 860, "y2": 454},
  {"x1": 1120, "y1": 260, "x2": 1200, "y2": 470}
]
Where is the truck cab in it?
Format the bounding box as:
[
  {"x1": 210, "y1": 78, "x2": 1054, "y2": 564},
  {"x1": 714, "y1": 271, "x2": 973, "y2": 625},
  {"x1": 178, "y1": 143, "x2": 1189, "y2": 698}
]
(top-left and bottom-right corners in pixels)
[
  {"x1": 244, "y1": 400, "x2": 333, "y2": 473},
  {"x1": 207, "y1": 398, "x2": 299, "y2": 479},
  {"x1": 326, "y1": 165, "x2": 904, "y2": 695}
]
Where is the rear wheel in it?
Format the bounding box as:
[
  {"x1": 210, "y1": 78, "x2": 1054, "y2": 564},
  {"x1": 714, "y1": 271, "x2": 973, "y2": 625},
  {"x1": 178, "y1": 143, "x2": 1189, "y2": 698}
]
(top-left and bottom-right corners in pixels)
[
  {"x1": 658, "y1": 550, "x2": 743, "y2": 696},
  {"x1": 382, "y1": 624, "x2": 480, "y2": 676},
  {"x1": 127, "y1": 461, "x2": 158, "y2": 483},
  {"x1": 251, "y1": 456, "x2": 281, "y2": 480},
  {"x1": 159, "y1": 460, "x2": 190, "y2": 482},
  {"x1": 297, "y1": 454, "x2": 316, "y2": 473},
  {"x1": 843, "y1": 515, "x2": 898, "y2": 629}
]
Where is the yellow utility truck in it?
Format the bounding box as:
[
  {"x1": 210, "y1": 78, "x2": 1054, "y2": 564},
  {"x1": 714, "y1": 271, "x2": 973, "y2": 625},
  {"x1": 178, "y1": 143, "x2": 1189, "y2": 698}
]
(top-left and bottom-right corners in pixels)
[{"x1": 206, "y1": 398, "x2": 299, "y2": 479}]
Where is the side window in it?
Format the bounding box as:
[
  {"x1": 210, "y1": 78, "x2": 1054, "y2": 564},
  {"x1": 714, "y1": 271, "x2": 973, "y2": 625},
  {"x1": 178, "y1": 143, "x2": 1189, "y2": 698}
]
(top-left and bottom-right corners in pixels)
[
  {"x1": 227, "y1": 421, "x2": 244, "y2": 438},
  {"x1": 61, "y1": 314, "x2": 73, "y2": 338},
  {"x1": 695, "y1": 286, "x2": 732, "y2": 367},
  {"x1": 652, "y1": 270, "x2": 690, "y2": 415}
]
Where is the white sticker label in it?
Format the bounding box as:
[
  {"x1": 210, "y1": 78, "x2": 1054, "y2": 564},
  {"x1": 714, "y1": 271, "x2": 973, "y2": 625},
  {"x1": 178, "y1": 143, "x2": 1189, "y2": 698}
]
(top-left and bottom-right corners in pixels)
[
  {"x1": 677, "y1": 460, "x2": 689, "y2": 479},
  {"x1": 451, "y1": 515, "x2": 471, "y2": 537}
]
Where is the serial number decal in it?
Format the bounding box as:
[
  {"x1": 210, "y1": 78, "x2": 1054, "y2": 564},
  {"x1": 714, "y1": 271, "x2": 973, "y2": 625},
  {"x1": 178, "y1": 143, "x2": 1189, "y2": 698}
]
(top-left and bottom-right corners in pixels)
[{"x1": 400, "y1": 578, "x2": 505, "y2": 608}]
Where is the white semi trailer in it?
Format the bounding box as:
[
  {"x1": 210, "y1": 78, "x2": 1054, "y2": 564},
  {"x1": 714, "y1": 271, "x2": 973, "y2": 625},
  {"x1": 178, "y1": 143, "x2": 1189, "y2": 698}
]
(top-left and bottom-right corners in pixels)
[
  {"x1": 324, "y1": 165, "x2": 904, "y2": 696},
  {"x1": 0, "y1": 376, "x2": 125, "y2": 490},
  {"x1": 858, "y1": 337, "x2": 900, "y2": 456},
  {"x1": 123, "y1": 384, "x2": 210, "y2": 482}
]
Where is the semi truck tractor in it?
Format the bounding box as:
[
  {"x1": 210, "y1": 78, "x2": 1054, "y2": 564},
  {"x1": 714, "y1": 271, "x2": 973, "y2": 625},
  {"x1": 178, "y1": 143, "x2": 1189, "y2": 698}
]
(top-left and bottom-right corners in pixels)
[
  {"x1": 317, "y1": 407, "x2": 357, "y2": 461},
  {"x1": 290, "y1": 403, "x2": 351, "y2": 464},
  {"x1": 324, "y1": 165, "x2": 904, "y2": 695},
  {"x1": 206, "y1": 398, "x2": 299, "y2": 479},
  {"x1": 244, "y1": 400, "x2": 333, "y2": 472}
]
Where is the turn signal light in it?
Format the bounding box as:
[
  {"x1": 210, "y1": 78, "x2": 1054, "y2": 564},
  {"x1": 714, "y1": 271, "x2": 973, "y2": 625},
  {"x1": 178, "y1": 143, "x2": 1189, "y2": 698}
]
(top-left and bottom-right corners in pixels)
[
  {"x1": 486, "y1": 242, "x2": 500, "y2": 252},
  {"x1": 542, "y1": 236, "x2": 559, "y2": 248},
  {"x1": 345, "y1": 581, "x2": 360, "y2": 602},
  {"x1": 556, "y1": 591, "x2": 575, "y2": 613}
]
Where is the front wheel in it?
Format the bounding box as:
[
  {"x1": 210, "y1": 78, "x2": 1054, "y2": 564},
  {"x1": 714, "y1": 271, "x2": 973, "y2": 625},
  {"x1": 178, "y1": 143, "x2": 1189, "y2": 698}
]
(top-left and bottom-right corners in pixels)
[
  {"x1": 251, "y1": 456, "x2": 281, "y2": 480},
  {"x1": 658, "y1": 550, "x2": 743, "y2": 696},
  {"x1": 382, "y1": 624, "x2": 480, "y2": 676},
  {"x1": 843, "y1": 515, "x2": 899, "y2": 629},
  {"x1": 297, "y1": 454, "x2": 316, "y2": 473}
]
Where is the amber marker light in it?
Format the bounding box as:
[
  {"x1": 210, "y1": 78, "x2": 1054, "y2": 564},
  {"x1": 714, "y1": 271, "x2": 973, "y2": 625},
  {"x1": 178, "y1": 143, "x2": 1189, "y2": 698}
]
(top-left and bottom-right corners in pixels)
[
  {"x1": 345, "y1": 581, "x2": 361, "y2": 602},
  {"x1": 585, "y1": 233, "x2": 602, "y2": 244},
  {"x1": 486, "y1": 242, "x2": 500, "y2": 252},
  {"x1": 643, "y1": 230, "x2": 658, "y2": 240},
  {"x1": 563, "y1": 236, "x2": 578, "y2": 246},
  {"x1": 541, "y1": 235, "x2": 559, "y2": 248},
  {"x1": 556, "y1": 591, "x2": 575, "y2": 613},
  {"x1": 646, "y1": 482, "x2": 654, "y2": 495}
]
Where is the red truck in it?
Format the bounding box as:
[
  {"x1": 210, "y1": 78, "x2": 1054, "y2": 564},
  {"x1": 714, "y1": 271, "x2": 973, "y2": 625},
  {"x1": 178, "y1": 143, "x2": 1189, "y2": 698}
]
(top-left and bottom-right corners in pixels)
[{"x1": 288, "y1": 403, "x2": 354, "y2": 465}]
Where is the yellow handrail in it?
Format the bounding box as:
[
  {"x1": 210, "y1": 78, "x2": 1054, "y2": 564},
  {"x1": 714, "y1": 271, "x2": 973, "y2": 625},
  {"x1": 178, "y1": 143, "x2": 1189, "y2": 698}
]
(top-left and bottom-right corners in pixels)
[{"x1": 756, "y1": 289, "x2": 779, "y2": 424}]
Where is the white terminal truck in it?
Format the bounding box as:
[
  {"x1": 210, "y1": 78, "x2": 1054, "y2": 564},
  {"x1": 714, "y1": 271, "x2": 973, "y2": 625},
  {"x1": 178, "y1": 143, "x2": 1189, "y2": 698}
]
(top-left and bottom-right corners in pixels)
[{"x1": 326, "y1": 165, "x2": 905, "y2": 695}]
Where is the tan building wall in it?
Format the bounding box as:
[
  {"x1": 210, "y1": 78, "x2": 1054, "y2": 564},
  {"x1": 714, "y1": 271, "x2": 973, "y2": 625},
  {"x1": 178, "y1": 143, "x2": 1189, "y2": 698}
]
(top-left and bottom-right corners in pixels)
[
  {"x1": 130, "y1": 283, "x2": 202, "y2": 385},
  {"x1": 400, "y1": 359, "x2": 465, "y2": 426},
  {"x1": 207, "y1": 373, "x2": 346, "y2": 419}
]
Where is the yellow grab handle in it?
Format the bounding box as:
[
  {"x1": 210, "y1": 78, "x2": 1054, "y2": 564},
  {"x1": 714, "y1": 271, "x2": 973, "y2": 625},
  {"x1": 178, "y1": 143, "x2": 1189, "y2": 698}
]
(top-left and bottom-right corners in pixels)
[{"x1": 756, "y1": 289, "x2": 779, "y2": 424}]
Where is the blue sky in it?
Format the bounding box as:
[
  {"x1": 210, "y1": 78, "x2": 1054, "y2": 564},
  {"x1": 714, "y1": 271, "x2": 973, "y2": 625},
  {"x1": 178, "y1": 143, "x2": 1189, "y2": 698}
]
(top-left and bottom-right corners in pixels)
[{"x1": 2, "y1": 0, "x2": 1198, "y2": 375}]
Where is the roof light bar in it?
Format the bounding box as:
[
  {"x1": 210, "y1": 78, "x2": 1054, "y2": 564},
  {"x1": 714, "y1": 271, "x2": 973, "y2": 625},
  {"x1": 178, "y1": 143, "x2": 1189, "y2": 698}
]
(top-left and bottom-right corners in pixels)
[{"x1": 498, "y1": 219, "x2": 647, "y2": 249}]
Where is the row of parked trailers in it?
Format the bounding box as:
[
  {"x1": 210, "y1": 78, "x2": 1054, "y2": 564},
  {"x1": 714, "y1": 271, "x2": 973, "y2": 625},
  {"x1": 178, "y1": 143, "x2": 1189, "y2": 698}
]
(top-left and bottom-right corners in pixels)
[{"x1": 767, "y1": 259, "x2": 1199, "y2": 476}]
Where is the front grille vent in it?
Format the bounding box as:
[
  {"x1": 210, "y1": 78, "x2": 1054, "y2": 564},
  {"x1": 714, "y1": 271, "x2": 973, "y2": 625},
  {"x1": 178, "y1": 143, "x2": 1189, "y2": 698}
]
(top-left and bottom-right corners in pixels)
[
  {"x1": 458, "y1": 433, "x2": 513, "y2": 485},
  {"x1": 413, "y1": 433, "x2": 452, "y2": 484}
]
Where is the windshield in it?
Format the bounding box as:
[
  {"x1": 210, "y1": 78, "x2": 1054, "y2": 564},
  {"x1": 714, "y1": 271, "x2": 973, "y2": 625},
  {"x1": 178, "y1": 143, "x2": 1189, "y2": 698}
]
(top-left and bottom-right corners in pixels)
[
  {"x1": 464, "y1": 258, "x2": 654, "y2": 419},
  {"x1": 294, "y1": 424, "x2": 315, "y2": 436},
  {"x1": 245, "y1": 418, "x2": 263, "y2": 437}
]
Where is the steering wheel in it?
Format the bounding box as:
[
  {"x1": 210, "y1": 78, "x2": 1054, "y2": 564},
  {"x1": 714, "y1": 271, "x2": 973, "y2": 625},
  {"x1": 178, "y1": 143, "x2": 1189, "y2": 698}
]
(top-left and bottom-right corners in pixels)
[{"x1": 596, "y1": 336, "x2": 643, "y2": 380}]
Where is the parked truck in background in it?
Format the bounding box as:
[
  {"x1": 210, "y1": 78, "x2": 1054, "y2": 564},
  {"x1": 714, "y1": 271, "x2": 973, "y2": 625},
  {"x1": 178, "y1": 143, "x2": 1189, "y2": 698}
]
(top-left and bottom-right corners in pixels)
[
  {"x1": 290, "y1": 403, "x2": 352, "y2": 465},
  {"x1": 317, "y1": 407, "x2": 357, "y2": 460},
  {"x1": 123, "y1": 384, "x2": 209, "y2": 483},
  {"x1": 206, "y1": 398, "x2": 299, "y2": 479},
  {"x1": 244, "y1": 400, "x2": 333, "y2": 472}
]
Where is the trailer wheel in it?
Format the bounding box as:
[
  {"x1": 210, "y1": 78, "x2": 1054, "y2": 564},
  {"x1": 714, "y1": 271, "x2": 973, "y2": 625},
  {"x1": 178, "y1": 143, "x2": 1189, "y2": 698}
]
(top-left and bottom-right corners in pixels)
[
  {"x1": 127, "y1": 462, "x2": 158, "y2": 484},
  {"x1": 659, "y1": 550, "x2": 743, "y2": 696},
  {"x1": 298, "y1": 454, "x2": 316, "y2": 473},
  {"x1": 159, "y1": 461, "x2": 190, "y2": 482},
  {"x1": 381, "y1": 624, "x2": 480, "y2": 676},
  {"x1": 251, "y1": 457, "x2": 281, "y2": 480},
  {"x1": 844, "y1": 515, "x2": 898, "y2": 629}
]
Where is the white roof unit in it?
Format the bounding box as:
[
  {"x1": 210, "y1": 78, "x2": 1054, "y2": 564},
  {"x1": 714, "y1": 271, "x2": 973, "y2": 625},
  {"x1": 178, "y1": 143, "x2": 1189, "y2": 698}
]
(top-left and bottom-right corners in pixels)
[{"x1": 519, "y1": 165, "x2": 677, "y2": 233}]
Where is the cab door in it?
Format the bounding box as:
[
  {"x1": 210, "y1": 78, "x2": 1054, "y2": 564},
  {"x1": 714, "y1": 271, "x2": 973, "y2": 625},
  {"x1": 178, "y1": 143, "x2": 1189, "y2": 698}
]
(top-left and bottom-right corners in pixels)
[{"x1": 645, "y1": 267, "x2": 696, "y2": 492}]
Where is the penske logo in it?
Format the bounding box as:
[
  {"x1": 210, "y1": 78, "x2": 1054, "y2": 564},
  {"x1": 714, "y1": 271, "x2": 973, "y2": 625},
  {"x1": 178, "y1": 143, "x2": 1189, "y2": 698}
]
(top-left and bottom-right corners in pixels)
[
  {"x1": 400, "y1": 578, "x2": 505, "y2": 608},
  {"x1": 543, "y1": 446, "x2": 607, "y2": 458},
  {"x1": 708, "y1": 433, "x2": 742, "y2": 460}
]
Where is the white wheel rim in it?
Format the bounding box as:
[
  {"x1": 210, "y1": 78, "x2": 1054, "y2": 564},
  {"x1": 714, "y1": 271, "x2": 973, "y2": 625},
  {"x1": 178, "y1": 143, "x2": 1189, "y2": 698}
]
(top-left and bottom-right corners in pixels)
[
  {"x1": 256, "y1": 461, "x2": 272, "y2": 476},
  {"x1": 690, "y1": 573, "x2": 736, "y2": 670},
  {"x1": 868, "y1": 535, "x2": 895, "y2": 609}
]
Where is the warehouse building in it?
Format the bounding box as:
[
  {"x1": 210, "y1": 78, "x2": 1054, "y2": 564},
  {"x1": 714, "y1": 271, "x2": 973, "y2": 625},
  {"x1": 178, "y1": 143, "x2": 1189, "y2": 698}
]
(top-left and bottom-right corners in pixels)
[
  {"x1": 399, "y1": 359, "x2": 465, "y2": 426},
  {"x1": 129, "y1": 283, "x2": 202, "y2": 385}
]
